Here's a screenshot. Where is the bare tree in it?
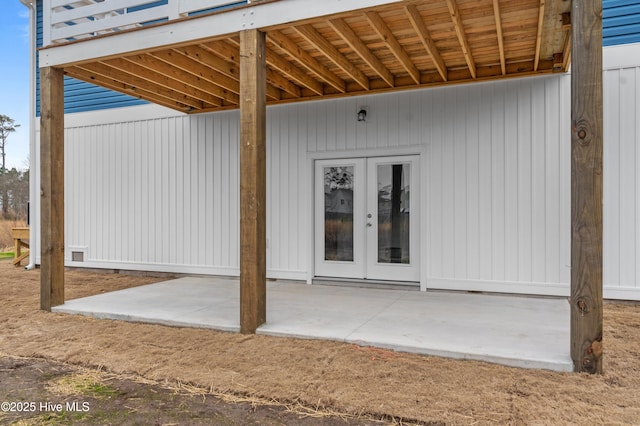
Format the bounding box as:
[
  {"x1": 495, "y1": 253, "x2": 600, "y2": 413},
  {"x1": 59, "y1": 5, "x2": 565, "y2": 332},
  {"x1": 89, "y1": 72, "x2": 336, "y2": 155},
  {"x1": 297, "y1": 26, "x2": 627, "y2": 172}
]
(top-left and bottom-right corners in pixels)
[{"x1": 0, "y1": 115, "x2": 21, "y2": 218}]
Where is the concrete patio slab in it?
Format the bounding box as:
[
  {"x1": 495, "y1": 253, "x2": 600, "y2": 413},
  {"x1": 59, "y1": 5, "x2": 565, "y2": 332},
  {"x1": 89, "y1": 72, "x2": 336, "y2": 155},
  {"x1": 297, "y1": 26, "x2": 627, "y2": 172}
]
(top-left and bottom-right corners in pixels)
[{"x1": 53, "y1": 277, "x2": 573, "y2": 372}]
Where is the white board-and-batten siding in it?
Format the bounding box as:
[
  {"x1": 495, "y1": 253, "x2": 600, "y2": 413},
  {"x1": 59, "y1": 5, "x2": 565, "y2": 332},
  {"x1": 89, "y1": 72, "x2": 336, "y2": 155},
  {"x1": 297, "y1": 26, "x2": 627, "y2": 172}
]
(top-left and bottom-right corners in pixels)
[
  {"x1": 603, "y1": 42, "x2": 640, "y2": 300},
  {"x1": 30, "y1": 46, "x2": 640, "y2": 299}
]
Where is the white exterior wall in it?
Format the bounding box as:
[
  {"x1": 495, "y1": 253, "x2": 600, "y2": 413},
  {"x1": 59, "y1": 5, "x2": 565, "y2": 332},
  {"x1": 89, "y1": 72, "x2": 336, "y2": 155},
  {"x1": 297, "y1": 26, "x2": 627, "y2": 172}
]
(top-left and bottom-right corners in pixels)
[
  {"x1": 64, "y1": 107, "x2": 242, "y2": 276},
  {"x1": 30, "y1": 43, "x2": 640, "y2": 299},
  {"x1": 603, "y1": 42, "x2": 640, "y2": 300},
  {"x1": 425, "y1": 79, "x2": 571, "y2": 295}
]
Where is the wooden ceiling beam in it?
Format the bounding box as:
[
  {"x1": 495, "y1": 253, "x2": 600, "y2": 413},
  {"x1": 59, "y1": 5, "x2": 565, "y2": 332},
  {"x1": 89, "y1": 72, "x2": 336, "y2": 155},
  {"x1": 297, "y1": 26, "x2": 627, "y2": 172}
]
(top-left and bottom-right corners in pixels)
[
  {"x1": 534, "y1": 0, "x2": 546, "y2": 71},
  {"x1": 404, "y1": 4, "x2": 447, "y2": 82},
  {"x1": 562, "y1": 12, "x2": 571, "y2": 31},
  {"x1": 492, "y1": 0, "x2": 506, "y2": 75},
  {"x1": 201, "y1": 40, "x2": 298, "y2": 98},
  {"x1": 365, "y1": 11, "x2": 421, "y2": 85},
  {"x1": 562, "y1": 33, "x2": 571, "y2": 72},
  {"x1": 267, "y1": 30, "x2": 346, "y2": 93},
  {"x1": 165, "y1": 49, "x2": 240, "y2": 94},
  {"x1": 202, "y1": 40, "x2": 237, "y2": 59},
  {"x1": 294, "y1": 24, "x2": 370, "y2": 91},
  {"x1": 79, "y1": 61, "x2": 208, "y2": 110},
  {"x1": 227, "y1": 37, "x2": 323, "y2": 96},
  {"x1": 103, "y1": 57, "x2": 223, "y2": 107},
  {"x1": 56, "y1": 1, "x2": 571, "y2": 113},
  {"x1": 328, "y1": 18, "x2": 394, "y2": 87},
  {"x1": 177, "y1": 44, "x2": 239, "y2": 79},
  {"x1": 177, "y1": 44, "x2": 281, "y2": 101},
  {"x1": 445, "y1": 0, "x2": 477, "y2": 79},
  {"x1": 128, "y1": 52, "x2": 239, "y2": 105},
  {"x1": 265, "y1": 47, "x2": 324, "y2": 96},
  {"x1": 65, "y1": 66, "x2": 194, "y2": 112},
  {"x1": 265, "y1": 67, "x2": 302, "y2": 98},
  {"x1": 553, "y1": 13, "x2": 573, "y2": 72},
  {"x1": 150, "y1": 49, "x2": 240, "y2": 104}
]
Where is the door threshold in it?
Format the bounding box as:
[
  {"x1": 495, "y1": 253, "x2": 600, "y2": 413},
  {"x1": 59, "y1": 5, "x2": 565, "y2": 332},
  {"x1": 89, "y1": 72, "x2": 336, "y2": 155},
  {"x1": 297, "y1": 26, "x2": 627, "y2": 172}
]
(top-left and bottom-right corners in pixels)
[{"x1": 313, "y1": 277, "x2": 420, "y2": 291}]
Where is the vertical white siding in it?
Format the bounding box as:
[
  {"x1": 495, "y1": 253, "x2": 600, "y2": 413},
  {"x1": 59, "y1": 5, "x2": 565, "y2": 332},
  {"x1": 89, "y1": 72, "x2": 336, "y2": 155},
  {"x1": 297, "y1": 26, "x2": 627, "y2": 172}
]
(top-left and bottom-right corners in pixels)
[
  {"x1": 64, "y1": 111, "x2": 241, "y2": 275},
  {"x1": 603, "y1": 44, "x2": 640, "y2": 299},
  {"x1": 421, "y1": 78, "x2": 571, "y2": 295},
  {"x1": 50, "y1": 56, "x2": 640, "y2": 299}
]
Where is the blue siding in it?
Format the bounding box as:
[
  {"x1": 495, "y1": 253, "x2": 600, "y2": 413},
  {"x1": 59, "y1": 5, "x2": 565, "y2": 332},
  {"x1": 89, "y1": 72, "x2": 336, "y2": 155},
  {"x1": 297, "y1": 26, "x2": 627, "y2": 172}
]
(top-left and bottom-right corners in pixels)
[
  {"x1": 36, "y1": 0, "x2": 147, "y2": 116},
  {"x1": 604, "y1": 0, "x2": 640, "y2": 46}
]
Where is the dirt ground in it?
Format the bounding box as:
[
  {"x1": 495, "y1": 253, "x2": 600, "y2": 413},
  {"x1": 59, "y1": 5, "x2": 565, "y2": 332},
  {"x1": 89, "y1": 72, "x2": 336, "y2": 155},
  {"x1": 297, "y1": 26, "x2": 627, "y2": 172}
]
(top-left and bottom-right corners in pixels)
[
  {"x1": 0, "y1": 356, "x2": 376, "y2": 425},
  {"x1": 1, "y1": 260, "x2": 639, "y2": 425}
]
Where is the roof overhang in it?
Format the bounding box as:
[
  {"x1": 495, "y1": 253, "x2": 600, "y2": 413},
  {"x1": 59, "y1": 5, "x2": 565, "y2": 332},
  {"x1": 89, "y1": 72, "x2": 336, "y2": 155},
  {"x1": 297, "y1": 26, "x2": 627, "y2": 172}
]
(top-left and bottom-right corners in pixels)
[{"x1": 39, "y1": 0, "x2": 573, "y2": 114}]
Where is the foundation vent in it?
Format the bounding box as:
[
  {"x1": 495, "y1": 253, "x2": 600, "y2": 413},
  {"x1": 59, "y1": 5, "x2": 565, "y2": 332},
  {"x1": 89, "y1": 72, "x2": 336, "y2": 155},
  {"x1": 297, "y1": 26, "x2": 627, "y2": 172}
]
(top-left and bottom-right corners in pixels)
[
  {"x1": 71, "y1": 251, "x2": 84, "y2": 262},
  {"x1": 69, "y1": 246, "x2": 88, "y2": 262}
]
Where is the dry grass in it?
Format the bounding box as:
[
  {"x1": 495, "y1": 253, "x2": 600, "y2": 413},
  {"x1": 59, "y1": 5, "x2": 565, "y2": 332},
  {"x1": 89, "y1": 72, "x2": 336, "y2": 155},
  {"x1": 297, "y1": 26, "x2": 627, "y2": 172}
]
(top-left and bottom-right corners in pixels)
[{"x1": 0, "y1": 218, "x2": 27, "y2": 252}]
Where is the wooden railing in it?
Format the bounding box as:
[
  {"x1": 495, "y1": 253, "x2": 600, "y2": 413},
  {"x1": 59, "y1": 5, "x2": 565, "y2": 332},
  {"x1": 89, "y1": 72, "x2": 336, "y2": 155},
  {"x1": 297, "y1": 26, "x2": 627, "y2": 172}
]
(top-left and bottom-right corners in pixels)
[
  {"x1": 11, "y1": 227, "x2": 29, "y2": 267},
  {"x1": 44, "y1": 0, "x2": 252, "y2": 45}
]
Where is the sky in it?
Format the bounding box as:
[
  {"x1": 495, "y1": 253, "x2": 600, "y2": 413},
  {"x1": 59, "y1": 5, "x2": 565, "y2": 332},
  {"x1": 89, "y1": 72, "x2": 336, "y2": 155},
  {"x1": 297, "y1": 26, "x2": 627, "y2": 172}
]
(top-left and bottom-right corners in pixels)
[{"x1": 0, "y1": 1, "x2": 31, "y2": 171}]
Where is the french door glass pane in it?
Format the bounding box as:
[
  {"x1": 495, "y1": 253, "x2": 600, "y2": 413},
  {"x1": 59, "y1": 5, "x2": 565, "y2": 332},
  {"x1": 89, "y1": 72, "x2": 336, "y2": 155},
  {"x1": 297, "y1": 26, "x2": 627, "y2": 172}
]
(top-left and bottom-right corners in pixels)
[
  {"x1": 324, "y1": 166, "x2": 354, "y2": 261},
  {"x1": 377, "y1": 163, "x2": 410, "y2": 264}
]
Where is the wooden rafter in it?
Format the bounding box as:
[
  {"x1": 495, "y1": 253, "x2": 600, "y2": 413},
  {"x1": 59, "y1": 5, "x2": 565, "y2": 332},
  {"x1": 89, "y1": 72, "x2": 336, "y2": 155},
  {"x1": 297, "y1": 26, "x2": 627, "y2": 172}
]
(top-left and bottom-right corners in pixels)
[
  {"x1": 328, "y1": 18, "x2": 394, "y2": 87},
  {"x1": 294, "y1": 24, "x2": 370, "y2": 91},
  {"x1": 177, "y1": 44, "x2": 238, "y2": 79},
  {"x1": 404, "y1": 4, "x2": 447, "y2": 82},
  {"x1": 94, "y1": 64, "x2": 207, "y2": 109},
  {"x1": 365, "y1": 11, "x2": 420, "y2": 85},
  {"x1": 265, "y1": 46, "x2": 324, "y2": 95},
  {"x1": 200, "y1": 39, "x2": 239, "y2": 63},
  {"x1": 445, "y1": 0, "x2": 476, "y2": 79},
  {"x1": 228, "y1": 37, "x2": 324, "y2": 96},
  {"x1": 562, "y1": 35, "x2": 571, "y2": 71},
  {"x1": 265, "y1": 66, "x2": 302, "y2": 98},
  {"x1": 126, "y1": 53, "x2": 236, "y2": 106},
  {"x1": 163, "y1": 49, "x2": 240, "y2": 95},
  {"x1": 175, "y1": 44, "x2": 281, "y2": 101},
  {"x1": 534, "y1": 0, "x2": 546, "y2": 71},
  {"x1": 492, "y1": 0, "x2": 506, "y2": 75},
  {"x1": 66, "y1": 65, "x2": 195, "y2": 111},
  {"x1": 50, "y1": 0, "x2": 571, "y2": 113},
  {"x1": 268, "y1": 30, "x2": 346, "y2": 93},
  {"x1": 103, "y1": 57, "x2": 223, "y2": 107},
  {"x1": 150, "y1": 50, "x2": 241, "y2": 105},
  {"x1": 201, "y1": 40, "x2": 300, "y2": 98},
  {"x1": 562, "y1": 12, "x2": 572, "y2": 71}
]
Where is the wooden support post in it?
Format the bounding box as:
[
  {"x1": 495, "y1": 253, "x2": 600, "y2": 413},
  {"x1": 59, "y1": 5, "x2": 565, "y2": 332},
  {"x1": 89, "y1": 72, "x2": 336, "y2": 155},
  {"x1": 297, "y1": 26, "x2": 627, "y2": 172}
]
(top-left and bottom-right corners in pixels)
[
  {"x1": 40, "y1": 66, "x2": 65, "y2": 311},
  {"x1": 239, "y1": 29, "x2": 267, "y2": 334},
  {"x1": 570, "y1": 0, "x2": 603, "y2": 373}
]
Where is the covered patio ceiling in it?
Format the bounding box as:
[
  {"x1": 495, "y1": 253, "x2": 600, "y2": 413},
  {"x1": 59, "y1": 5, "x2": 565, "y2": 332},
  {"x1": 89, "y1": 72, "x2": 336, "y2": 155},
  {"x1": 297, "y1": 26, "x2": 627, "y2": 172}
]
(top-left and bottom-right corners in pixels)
[{"x1": 51, "y1": 0, "x2": 572, "y2": 114}]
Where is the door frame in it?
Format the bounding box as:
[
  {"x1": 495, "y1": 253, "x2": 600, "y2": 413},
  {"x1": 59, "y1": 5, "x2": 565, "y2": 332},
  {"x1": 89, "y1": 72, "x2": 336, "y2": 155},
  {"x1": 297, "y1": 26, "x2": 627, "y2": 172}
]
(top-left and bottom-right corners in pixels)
[{"x1": 311, "y1": 152, "x2": 423, "y2": 284}]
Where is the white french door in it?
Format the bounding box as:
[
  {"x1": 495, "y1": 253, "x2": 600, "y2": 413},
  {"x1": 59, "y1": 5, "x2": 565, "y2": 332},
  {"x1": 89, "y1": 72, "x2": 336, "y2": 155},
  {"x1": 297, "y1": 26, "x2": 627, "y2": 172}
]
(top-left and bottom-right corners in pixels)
[{"x1": 314, "y1": 156, "x2": 420, "y2": 282}]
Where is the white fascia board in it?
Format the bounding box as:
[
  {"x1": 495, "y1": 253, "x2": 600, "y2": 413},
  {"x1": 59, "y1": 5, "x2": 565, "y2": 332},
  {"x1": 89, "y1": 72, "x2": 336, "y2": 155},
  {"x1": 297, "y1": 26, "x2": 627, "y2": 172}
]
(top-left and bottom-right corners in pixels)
[
  {"x1": 40, "y1": 0, "x2": 402, "y2": 67},
  {"x1": 603, "y1": 42, "x2": 640, "y2": 70}
]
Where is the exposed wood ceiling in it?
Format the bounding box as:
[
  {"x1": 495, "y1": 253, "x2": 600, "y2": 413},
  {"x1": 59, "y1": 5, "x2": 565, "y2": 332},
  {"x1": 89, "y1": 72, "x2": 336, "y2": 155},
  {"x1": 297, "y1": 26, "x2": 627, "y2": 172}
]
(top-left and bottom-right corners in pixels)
[{"x1": 61, "y1": 0, "x2": 572, "y2": 114}]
